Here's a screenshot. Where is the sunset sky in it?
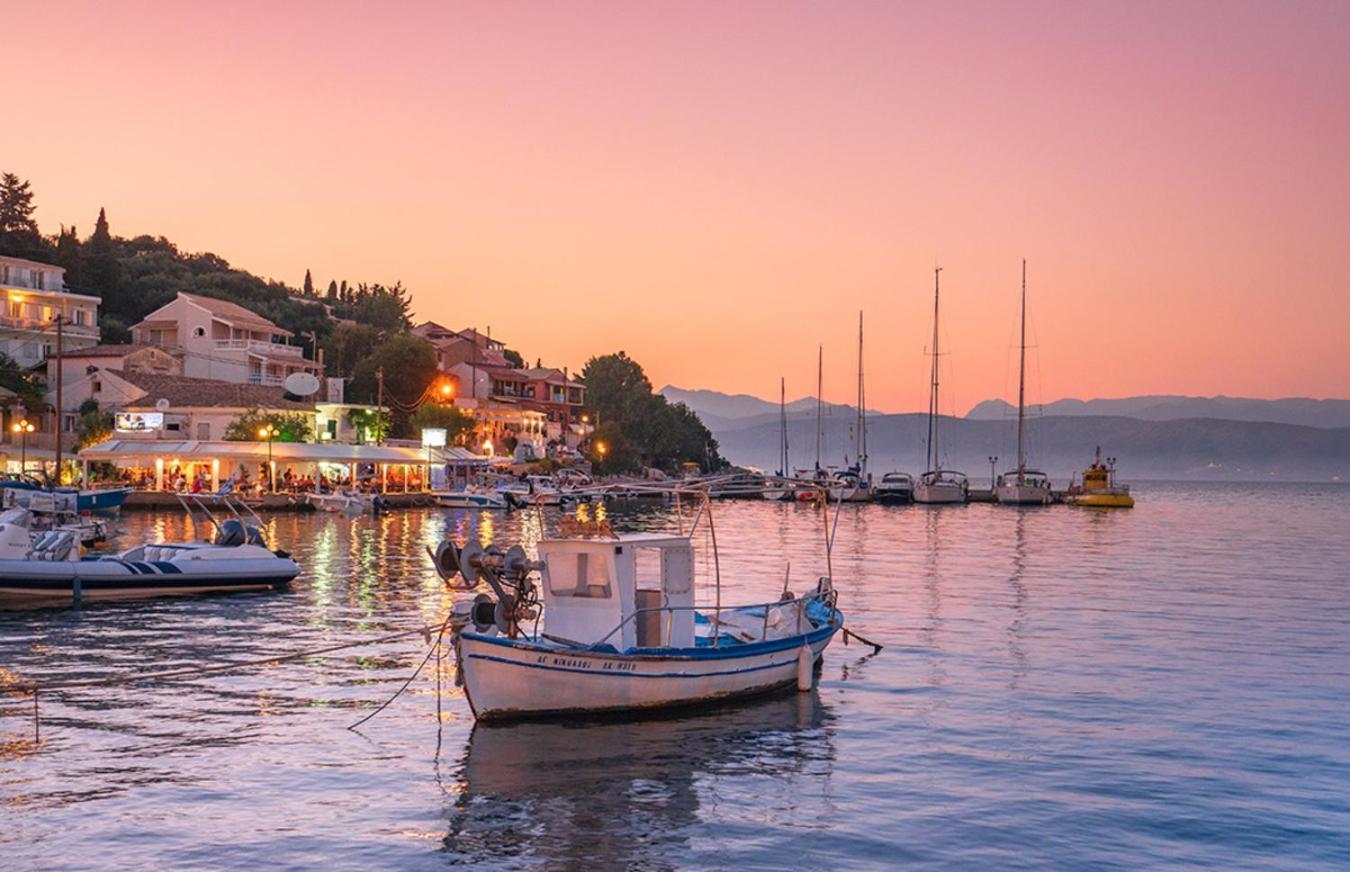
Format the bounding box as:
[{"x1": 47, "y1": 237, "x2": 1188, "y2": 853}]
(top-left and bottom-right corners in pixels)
[{"x1": 9, "y1": 2, "x2": 1349, "y2": 412}]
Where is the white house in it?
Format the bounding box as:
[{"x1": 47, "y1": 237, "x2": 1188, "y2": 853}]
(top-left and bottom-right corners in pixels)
[
  {"x1": 0, "y1": 254, "x2": 100, "y2": 367},
  {"x1": 130, "y1": 292, "x2": 322, "y2": 387}
]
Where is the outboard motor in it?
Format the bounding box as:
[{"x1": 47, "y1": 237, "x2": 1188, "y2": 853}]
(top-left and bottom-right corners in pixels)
[
  {"x1": 244, "y1": 525, "x2": 267, "y2": 546},
  {"x1": 215, "y1": 519, "x2": 247, "y2": 547}
]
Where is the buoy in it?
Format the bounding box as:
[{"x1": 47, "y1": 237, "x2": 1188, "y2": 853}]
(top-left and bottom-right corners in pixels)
[{"x1": 796, "y1": 643, "x2": 813, "y2": 692}]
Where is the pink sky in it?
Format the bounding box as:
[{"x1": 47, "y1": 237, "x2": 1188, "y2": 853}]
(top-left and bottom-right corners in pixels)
[{"x1": 9, "y1": 1, "x2": 1350, "y2": 411}]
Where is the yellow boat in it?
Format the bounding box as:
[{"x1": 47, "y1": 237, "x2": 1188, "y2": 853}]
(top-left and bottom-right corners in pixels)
[{"x1": 1065, "y1": 446, "x2": 1135, "y2": 508}]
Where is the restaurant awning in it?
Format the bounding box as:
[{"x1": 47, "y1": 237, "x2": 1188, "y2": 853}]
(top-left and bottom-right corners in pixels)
[{"x1": 78, "y1": 438, "x2": 488, "y2": 466}]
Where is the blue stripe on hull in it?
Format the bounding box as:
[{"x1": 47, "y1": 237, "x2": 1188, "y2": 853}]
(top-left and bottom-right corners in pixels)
[{"x1": 465, "y1": 650, "x2": 815, "y2": 679}]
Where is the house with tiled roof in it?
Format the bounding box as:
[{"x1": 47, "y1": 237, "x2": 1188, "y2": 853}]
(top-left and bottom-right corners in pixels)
[
  {"x1": 131, "y1": 292, "x2": 322, "y2": 387},
  {"x1": 0, "y1": 254, "x2": 100, "y2": 367},
  {"x1": 45, "y1": 343, "x2": 183, "y2": 388},
  {"x1": 62, "y1": 368, "x2": 316, "y2": 442}
]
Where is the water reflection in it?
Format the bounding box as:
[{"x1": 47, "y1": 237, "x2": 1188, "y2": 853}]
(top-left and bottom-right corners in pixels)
[{"x1": 441, "y1": 692, "x2": 836, "y2": 869}]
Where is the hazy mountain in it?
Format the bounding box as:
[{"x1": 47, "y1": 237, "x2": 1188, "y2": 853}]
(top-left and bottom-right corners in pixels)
[
  {"x1": 659, "y1": 385, "x2": 875, "y2": 432},
  {"x1": 713, "y1": 413, "x2": 1350, "y2": 483},
  {"x1": 966, "y1": 395, "x2": 1350, "y2": 429}
]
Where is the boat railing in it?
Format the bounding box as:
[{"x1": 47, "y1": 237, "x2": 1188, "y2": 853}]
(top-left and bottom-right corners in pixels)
[
  {"x1": 586, "y1": 596, "x2": 820, "y2": 650},
  {"x1": 176, "y1": 491, "x2": 264, "y2": 534}
]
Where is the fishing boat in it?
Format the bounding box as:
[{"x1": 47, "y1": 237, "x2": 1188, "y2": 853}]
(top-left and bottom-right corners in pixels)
[
  {"x1": 0, "y1": 488, "x2": 111, "y2": 547},
  {"x1": 0, "y1": 514, "x2": 300, "y2": 609},
  {"x1": 428, "y1": 521, "x2": 845, "y2": 721},
  {"x1": 1065, "y1": 447, "x2": 1135, "y2": 508},
  {"x1": 913, "y1": 268, "x2": 970, "y2": 505},
  {"x1": 434, "y1": 487, "x2": 511, "y2": 510},
  {"x1": 872, "y1": 472, "x2": 914, "y2": 504},
  {"x1": 498, "y1": 476, "x2": 563, "y2": 508},
  {"x1": 996, "y1": 260, "x2": 1054, "y2": 506}
]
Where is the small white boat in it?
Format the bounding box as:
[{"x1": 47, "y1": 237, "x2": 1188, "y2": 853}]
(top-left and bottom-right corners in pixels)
[
  {"x1": 996, "y1": 470, "x2": 1053, "y2": 505},
  {"x1": 307, "y1": 490, "x2": 375, "y2": 514},
  {"x1": 434, "y1": 488, "x2": 511, "y2": 510},
  {"x1": 913, "y1": 469, "x2": 969, "y2": 504},
  {"x1": 832, "y1": 469, "x2": 872, "y2": 503},
  {"x1": 498, "y1": 476, "x2": 563, "y2": 508},
  {"x1": 872, "y1": 472, "x2": 914, "y2": 504},
  {"x1": 430, "y1": 529, "x2": 844, "y2": 721},
  {"x1": 0, "y1": 513, "x2": 300, "y2": 609}
]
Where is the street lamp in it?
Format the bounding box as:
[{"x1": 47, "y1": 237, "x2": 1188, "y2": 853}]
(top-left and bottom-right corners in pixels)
[
  {"x1": 988, "y1": 455, "x2": 998, "y2": 489},
  {"x1": 439, "y1": 380, "x2": 455, "y2": 403},
  {"x1": 258, "y1": 424, "x2": 276, "y2": 492},
  {"x1": 12, "y1": 420, "x2": 34, "y2": 476},
  {"x1": 595, "y1": 440, "x2": 608, "y2": 463}
]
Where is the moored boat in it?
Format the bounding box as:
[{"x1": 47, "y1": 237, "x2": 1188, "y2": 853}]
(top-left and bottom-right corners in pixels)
[
  {"x1": 873, "y1": 472, "x2": 914, "y2": 504},
  {"x1": 434, "y1": 487, "x2": 510, "y2": 510},
  {"x1": 0, "y1": 475, "x2": 132, "y2": 515},
  {"x1": 0, "y1": 514, "x2": 299, "y2": 609},
  {"x1": 995, "y1": 260, "x2": 1054, "y2": 506},
  {"x1": 1065, "y1": 447, "x2": 1135, "y2": 508},
  {"x1": 429, "y1": 526, "x2": 844, "y2": 721},
  {"x1": 914, "y1": 268, "x2": 969, "y2": 505}
]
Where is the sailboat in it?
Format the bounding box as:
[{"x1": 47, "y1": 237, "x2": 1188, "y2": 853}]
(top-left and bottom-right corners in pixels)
[
  {"x1": 834, "y1": 311, "x2": 872, "y2": 502},
  {"x1": 762, "y1": 378, "x2": 793, "y2": 501},
  {"x1": 792, "y1": 347, "x2": 831, "y2": 502},
  {"x1": 913, "y1": 267, "x2": 970, "y2": 505},
  {"x1": 995, "y1": 260, "x2": 1053, "y2": 505}
]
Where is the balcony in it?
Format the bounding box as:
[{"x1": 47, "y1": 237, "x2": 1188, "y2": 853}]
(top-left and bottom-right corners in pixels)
[
  {"x1": 0, "y1": 314, "x2": 99, "y2": 337},
  {"x1": 217, "y1": 339, "x2": 305, "y2": 358},
  {"x1": 247, "y1": 373, "x2": 287, "y2": 386}
]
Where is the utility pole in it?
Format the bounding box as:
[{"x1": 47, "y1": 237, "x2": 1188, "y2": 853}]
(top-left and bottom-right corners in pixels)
[
  {"x1": 53, "y1": 314, "x2": 64, "y2": 489},
  {"x1": 376, "y1": 366, "x2": 385, "y2": 446}
]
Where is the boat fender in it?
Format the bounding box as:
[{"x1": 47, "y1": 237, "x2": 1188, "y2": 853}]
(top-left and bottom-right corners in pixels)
[
  {"x1": 273, "y1": 548, "x2": 291, "y2": 559},
  {"x1": 796, "y1": 643, "x2": 813, "y2": 692}
]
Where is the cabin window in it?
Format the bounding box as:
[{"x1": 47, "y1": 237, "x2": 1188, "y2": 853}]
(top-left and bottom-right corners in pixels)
[{"x1": 546, "y1": 551, "x2": 612, "y2": 599}]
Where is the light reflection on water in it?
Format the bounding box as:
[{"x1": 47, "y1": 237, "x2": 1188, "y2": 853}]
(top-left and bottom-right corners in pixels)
[{"x1": 1, "y1": 482, "x2": 1349, "y2": 870}]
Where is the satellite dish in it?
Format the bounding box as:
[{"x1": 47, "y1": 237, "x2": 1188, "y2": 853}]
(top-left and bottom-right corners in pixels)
[
  {"x1": 284, "y1": 372, "x2": 321, "y2": 396},
  {"x1": 155, "y1": 398, "x2": 171, "y2": 412}
]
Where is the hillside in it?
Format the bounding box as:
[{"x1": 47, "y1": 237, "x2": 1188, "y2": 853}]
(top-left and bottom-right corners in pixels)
[{"x1": 659, "y1": 385, "x2": 878, "y2": 432}]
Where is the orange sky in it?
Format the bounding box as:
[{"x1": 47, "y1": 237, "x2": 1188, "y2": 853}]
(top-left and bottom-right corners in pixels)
[{"x1": 9, "y1": 2, "x2": 1350, "y2": 412}]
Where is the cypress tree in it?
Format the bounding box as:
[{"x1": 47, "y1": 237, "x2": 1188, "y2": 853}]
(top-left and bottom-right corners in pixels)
[
  {"x1": 303, "y1": 269, "x2": 314, "y2": 296},
  {"x1": 0, "y1": 173, "x2": 48, "y2": 260},
  {"x1": 326, "y1": 280, "x2": 338, "y2": 301},
  {"x1": 54, "y1": 225, "x2": 82, "y2": 289},
  {"x1": 83, "y1": 208, "x2": 122, "y2": 304}
]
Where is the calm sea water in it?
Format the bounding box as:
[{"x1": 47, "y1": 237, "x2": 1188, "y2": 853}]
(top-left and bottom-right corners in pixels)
[{"x1": 3, "y1": 483, "x2": 1349, "y2": 870}]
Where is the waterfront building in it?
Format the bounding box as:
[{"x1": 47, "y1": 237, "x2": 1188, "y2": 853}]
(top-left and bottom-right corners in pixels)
[
  {"x1": 0, "y1": 254, "x2": 100, "y2": 367},
  {"x1": 446, "y1": 362, "x2": 587, "y2": 453},
  {"x1": 130, "y1": 292, "x2": 323, "y2": 387}
]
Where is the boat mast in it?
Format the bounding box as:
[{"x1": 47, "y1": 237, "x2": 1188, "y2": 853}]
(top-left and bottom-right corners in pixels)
[
  {"x1": 927, "y1": 268, "x2": 942, "y2": 472},
  {"x1": 815, "y1": 345, "x2": 823, "y2": 472},
  {"x1": 780, "y1": 376, "x2": 789, "y2": 475},
  {"x1": 1016, "y1": 259, "x2": 1027, "y2": 481},
  {"x1": 856, "y1": 310, "x2": 864, "y2": 475}
]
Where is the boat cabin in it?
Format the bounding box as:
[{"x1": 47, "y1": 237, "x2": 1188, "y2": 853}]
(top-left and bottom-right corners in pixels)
[
  {"x1": 537, "y1": 533, "x2": 695, "y2": 651},
  {"x1": 998, "y1": 469, "x2": 1050, "y2": 487}
]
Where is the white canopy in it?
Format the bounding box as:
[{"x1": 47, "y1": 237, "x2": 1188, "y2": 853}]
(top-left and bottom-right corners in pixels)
[{"x1": 78, "y1": 438, "x2": 487, "y2": 466}]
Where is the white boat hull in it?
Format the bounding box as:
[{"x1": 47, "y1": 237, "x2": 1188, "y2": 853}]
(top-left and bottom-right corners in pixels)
[
  {"x1": 434, "y1": 492, "x2": 509, "y2": 510},
  {"x1": 995, "y1": 483, "x2": 1053, "y2": 505},
  {"x1": 459, "y1": 629, "x2": 837, "y2": 720},
  {"x1": 0, "y1": 554, "x2": 299, "y2": 609},
  {"x1": 913, "y1": 482, "x2": 967, "y2": 504}
]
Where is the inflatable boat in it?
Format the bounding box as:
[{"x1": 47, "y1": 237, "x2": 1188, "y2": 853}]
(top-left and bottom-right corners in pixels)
[{"x1": 0, "y1": 513, "x2": 301, "y2": 609}]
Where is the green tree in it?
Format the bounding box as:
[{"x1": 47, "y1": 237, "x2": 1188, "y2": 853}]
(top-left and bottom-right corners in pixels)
[
  {"x1": 53, "y1": 225, "x2": 82, "y2": 289},
  {"x1": 83, "y1": 207, "x2": 122, "y2": 301},
  {"x1": 0, "y1": 173, "x2": 50, "y2": 261},
  {"x1": 345, "y1": 407, "x2": 390, "y2": 444},
  {"x1": 0, "y1": 353, "x2": 47, "y2": 412},
  {"x1": 580, "y1": 352, "x2": 724, "y2": 473},
  {"x1": 326, "y1": 279, "x2": 338, "y2": 301},
  {"x1": 350, "y1": 335, "x2": 439, "y2": 438},
  {"x1": 321, "y1": 322, "x2": 382, "y2": 378},
  {"x1": 303, "y1": 269, "x2": 315, "y2": 296},
  {"x1": 409, "y1": 403, "x2": 477, "y2": 445},
  {"x1": 224, "y1": 409, "x2": 314, "y2": 442},
  {"x1": 76, "y1": 406, "x2": 115, "y2": 450},
  {"x1": 502, "y1": 348, "x2": 525, "y2": 368}
]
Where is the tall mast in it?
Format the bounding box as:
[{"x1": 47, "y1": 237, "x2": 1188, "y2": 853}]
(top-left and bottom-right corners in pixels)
[
  {"x1": 1016, "y1": 259, "x2": 1027, "y2": 479},
  {"x1": 815, "y1": 345, "x2": 823, "y2": 471},
  {"x1": 780, "y1": 376, "x2": 789, "y2": 475},
  {"x1": 927, "y1": 268, "x2": 942, "y2": 472},
  {"x1": 855, "y1": 310, "x2": 864, "y2": 473}
]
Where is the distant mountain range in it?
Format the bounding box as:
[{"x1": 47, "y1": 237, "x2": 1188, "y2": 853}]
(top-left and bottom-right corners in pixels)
[
  {"x1": 966, "y1": 395, "x2": 1350, "y2": 429},
  {"x1": 658, "y1": 385, "x2": 877, "y2": 433},
  {"x1": 667, "y1": 387, "x2": 1350, "y2": 482}
]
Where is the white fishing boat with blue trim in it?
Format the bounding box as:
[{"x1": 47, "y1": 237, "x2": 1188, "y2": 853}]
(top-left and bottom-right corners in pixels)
[{"x1": 429, "y1": 523, "x2": 845, "y2": 721}]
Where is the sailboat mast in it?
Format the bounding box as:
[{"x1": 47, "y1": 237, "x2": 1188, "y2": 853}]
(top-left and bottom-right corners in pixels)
[
  {"x1": 815, "y1": 345, "x2": 823, "y2": 470},
  {"x1": 1017, "y1": 259, "x2": 1027, "y2": 479},
  {"x1": 780, "y1": 376, "x2": 789, "y2": 475},
  {"x1": 928, "y1": 268, "x2": 942, "y2": 472},
  {"x1": 855, "y1": 311, "x2": 864, "y2": 473}
]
